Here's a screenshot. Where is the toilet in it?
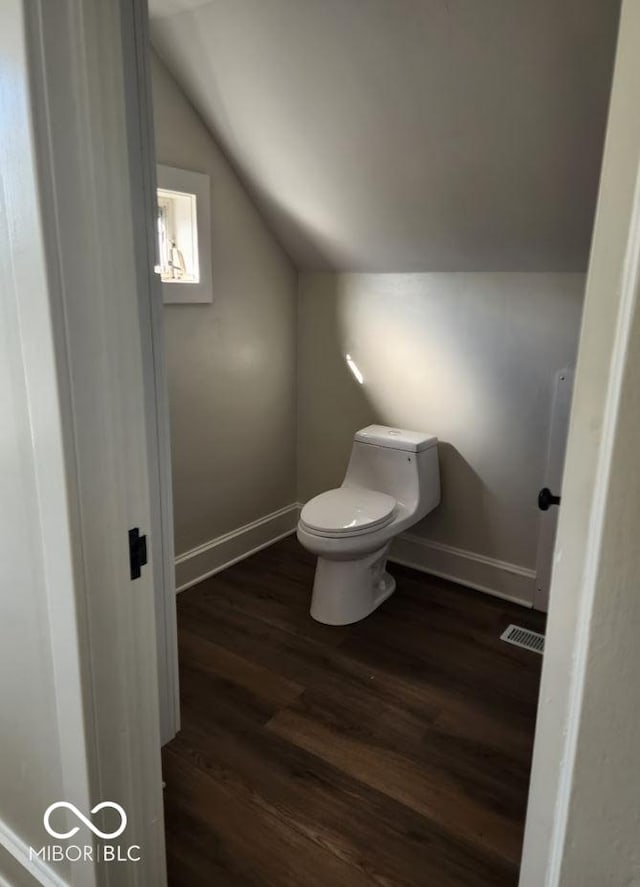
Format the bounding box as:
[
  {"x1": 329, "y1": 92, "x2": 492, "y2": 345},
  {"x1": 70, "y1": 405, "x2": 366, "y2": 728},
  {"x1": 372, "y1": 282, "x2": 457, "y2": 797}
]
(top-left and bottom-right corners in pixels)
[{"x1": 297, "y1": 424, "x2": 440, "y2": 625}]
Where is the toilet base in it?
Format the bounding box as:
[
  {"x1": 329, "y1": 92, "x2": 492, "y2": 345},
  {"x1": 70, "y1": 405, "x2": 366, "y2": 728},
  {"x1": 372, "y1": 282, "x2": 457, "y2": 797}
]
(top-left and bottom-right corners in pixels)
[{"x1": 310, "y1": 545, "x2": 396, "y2": 625}]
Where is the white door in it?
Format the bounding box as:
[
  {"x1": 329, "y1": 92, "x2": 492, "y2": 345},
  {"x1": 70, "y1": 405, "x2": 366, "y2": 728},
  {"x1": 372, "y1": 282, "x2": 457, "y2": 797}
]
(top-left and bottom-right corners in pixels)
[
  {"x1": 533, "y1": 368, "x2": 575, "y2": 612},
  {"x1": 120, "y1": 0, "x2": 180, "y2": 746}
]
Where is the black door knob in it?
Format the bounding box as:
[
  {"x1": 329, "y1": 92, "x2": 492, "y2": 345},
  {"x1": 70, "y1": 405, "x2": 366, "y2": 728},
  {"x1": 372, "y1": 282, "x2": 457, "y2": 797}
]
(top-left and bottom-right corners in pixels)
[{"x1": 538, "y1": 487, "x2": 561, "y2": 511}]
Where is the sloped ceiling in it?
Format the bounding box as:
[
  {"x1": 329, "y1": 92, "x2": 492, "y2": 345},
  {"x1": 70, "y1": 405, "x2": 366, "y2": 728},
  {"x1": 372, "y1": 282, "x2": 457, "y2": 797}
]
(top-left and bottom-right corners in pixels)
[{"x1": 149, "y1": 0, "x2": 620, "y2": 271}]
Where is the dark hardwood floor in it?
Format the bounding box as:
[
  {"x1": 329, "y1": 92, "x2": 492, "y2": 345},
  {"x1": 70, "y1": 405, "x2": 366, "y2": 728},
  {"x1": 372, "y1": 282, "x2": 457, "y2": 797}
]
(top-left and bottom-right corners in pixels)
[{"x1": 162, "y1": 535, "x2": 545, "y2": 887}]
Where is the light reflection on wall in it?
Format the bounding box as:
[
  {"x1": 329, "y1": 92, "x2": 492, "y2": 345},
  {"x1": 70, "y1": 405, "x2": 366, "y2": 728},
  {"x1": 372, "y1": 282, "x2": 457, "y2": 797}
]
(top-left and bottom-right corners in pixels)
[
  {"x1": 296, "y1": 272, "x2": 585, "y2": 569},
  {"x1": 345, "y1": 353, "x2": 364, "y2": 385},
  {"x1": 337, "y1": 278, "x2": 485, "y2": 445}
]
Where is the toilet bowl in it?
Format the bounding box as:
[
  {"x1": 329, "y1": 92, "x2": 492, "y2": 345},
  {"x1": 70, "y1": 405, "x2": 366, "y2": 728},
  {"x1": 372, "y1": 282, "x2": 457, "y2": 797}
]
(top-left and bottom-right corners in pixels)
[{"x1": 297, "y1": 425, "x2": 440, "y2": 625}]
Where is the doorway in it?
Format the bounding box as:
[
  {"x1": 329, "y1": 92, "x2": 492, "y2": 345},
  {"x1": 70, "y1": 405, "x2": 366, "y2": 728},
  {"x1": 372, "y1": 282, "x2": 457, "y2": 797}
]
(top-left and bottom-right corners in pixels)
[
  {"x1": 135, "y1": 1, "x2": 636, "y2": 887},
  {"x1": 4, "y1": 2, "x2": 640, "y2": 886}
]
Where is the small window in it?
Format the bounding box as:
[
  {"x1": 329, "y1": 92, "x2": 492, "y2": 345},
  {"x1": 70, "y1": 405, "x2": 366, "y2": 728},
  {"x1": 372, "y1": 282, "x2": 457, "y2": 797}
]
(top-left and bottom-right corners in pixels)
[
  {"x1": 157, "y1": 189, "x2": 199, "y2": 283},
  {"x1": 156, "y1": 165, "x2": 212, "y2": 304}
]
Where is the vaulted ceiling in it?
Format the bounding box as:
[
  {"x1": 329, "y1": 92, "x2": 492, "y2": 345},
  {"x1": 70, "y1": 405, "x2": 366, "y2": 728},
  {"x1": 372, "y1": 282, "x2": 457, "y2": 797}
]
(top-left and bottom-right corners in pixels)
[{"x1": 149, "y1": 0, "x2": 620, "y2": 271}]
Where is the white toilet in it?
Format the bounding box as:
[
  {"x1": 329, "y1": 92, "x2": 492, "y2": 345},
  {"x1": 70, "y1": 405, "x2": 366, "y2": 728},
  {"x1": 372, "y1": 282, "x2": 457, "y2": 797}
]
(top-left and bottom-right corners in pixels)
[{"x1": 297, "y1": 424, "x2": 440, "y2": 625}]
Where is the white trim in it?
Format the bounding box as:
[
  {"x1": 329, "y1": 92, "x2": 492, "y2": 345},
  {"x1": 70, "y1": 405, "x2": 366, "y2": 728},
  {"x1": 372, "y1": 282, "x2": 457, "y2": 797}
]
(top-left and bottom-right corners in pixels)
[
  {"x1": 389, "y1": 534, "x2": 536, "y2": 607},
  {"x1": 120, "y1": 0, "x2": 180, "y2": 746},
  {"x1": 175, "y1": 504, "x2": 300, "y2": 592},
  {"x1": 520, "y1": 5, "x2": 640, "y2": 883},
  {"x1": 178, "y1": 506, "x2": 538, "y2": 607},
  {"x1": 1, "y1": 4, "x2": 97, "y2": 886},
  {"x1": 13, "y1": 1, "x2": 167, "y2": 884},
  {"x1": 156, "y1": 165, "x2": 212, "y2": 303},
  {"x1": 0, "y1": 817, "x2": 67, "y2": 887},
  {"x1": 544, "y1": 102, "x2": 640, "y2": 887}
]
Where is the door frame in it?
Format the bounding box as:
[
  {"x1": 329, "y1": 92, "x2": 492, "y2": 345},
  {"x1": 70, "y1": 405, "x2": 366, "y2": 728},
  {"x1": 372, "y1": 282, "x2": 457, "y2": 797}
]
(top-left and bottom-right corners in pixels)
[
  {"x1": 120, "y1": 0, "x2": 180, "y2": 747},
  {"x1": 519, "y1": 1, "x2": 640, "y2": 882},
  {"x1": 1, "y1": 0, "x2": 167, "y2": 883},
  {"x1": 5, "y1": 0, "x2": 640, "y2": 883}
]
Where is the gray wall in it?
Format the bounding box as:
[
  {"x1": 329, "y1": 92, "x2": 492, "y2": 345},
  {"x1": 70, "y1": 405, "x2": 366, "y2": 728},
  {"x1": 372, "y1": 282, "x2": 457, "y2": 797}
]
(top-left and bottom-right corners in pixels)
[
  {"x1": 151, "y1": 53, "x2": 298, "y2": 555},
  {"x1": 149, "y1": 0, "x2": 618, "y2": 271},
  {"x1": 150, "y1": 43, "x2": 588, "y2": 584},
  {"x1": 298, "y1": 273, "x2": 584, "y2": 571}
]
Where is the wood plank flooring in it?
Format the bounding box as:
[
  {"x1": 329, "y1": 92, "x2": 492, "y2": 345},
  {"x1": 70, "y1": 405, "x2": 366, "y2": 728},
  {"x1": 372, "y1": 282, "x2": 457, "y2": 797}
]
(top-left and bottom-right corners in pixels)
[{"x1": 163, "y1": 535, "x2": 545, "y2": 887}]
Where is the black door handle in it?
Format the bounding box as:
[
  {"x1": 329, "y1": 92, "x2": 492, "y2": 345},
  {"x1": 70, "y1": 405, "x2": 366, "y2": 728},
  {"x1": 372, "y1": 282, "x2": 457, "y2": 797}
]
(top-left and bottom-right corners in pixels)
[
  {"x1": 128, "y1": 527, "x2": 148, "y2": 580},
  {"x1": 538, "y1": 487, "x2": 561, "y2": 511}
]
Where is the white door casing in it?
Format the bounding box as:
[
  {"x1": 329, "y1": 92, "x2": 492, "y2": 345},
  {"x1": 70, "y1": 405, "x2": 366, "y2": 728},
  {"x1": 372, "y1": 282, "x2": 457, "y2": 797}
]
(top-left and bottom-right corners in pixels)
[
  {"x1": 1, "y1": 4, "x2": 96, "y2": 883},
  {"x1": 1, "y1": 0, "x2": 167, "y2": 884},
  {"x1": 520, "y1": 1, "x2": 640, "y2": 883},
  {"x1": 120, "y1": 0, "x2": 180, "y2": 746}
]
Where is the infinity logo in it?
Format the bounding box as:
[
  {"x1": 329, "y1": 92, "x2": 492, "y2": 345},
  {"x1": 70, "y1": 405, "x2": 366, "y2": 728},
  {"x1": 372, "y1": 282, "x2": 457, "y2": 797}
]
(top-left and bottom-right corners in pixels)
[{"x1": 44, "y1": 802, "x2": 127, "y2": 840}]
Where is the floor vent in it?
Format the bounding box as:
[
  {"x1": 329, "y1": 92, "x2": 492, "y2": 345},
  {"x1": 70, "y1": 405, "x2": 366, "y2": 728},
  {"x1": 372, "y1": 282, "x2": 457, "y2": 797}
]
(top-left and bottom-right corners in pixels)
[{"x1": 500, "y1": 624, "x2": 545, "y2": 655}]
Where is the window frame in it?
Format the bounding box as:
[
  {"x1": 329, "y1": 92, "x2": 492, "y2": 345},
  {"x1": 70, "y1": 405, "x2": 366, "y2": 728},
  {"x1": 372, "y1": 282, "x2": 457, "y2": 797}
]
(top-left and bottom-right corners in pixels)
[{"x1": 156, "y1": 164, "x2": 212, "y2": 304}]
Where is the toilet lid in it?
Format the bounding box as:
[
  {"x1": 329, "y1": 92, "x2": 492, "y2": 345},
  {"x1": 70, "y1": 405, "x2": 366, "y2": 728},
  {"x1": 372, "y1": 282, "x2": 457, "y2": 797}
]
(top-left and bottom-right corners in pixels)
[{"x1": 300, "y1": 488, "x2": 396, "y2": 536}]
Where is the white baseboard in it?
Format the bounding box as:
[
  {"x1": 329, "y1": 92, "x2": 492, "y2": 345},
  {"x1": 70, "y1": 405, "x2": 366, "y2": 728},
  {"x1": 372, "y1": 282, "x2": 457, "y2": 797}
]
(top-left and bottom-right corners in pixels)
[
  {"x1": 389, "y1": 533, "x2": 536, "y2": 607},
  {"x1": 175, "y1": 503, "x2": 300, "y2": 592},
  {"x1": 175, "y1": 505, "x2": 536, "y2": 607},
  {"x1": 0, "y1": 816, "x2": 67, "y2": 887}
]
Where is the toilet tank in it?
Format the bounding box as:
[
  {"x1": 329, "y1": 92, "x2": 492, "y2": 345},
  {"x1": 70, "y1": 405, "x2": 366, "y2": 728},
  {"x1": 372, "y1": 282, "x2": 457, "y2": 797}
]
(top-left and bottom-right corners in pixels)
[{"x1": 343, "y1": 425, "x2": 440, "y2": 519}]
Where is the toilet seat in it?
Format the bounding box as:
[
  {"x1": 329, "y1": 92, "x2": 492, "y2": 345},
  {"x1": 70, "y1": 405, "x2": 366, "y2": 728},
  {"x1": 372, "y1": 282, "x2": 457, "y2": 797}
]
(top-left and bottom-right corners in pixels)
[{"x1": 300, "y1": 488, "x2": 396, "y2": 538}]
